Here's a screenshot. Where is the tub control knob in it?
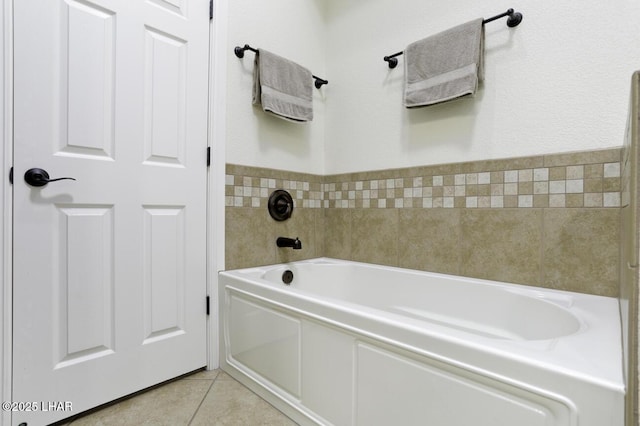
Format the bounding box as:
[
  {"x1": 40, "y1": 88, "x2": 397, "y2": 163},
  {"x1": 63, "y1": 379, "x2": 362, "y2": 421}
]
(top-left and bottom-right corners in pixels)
[{"x1": 268, "y1": 190, "x2": 294, "y2": 221}]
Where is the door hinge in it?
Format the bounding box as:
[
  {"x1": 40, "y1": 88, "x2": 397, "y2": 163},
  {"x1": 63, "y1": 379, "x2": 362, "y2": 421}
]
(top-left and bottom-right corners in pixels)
[
  {"x1": 206, "y1": 296, "x2": 210, "y2": 315},
  {"x1": 207, "y1": 147, "x2": 211, "y2": 167},
  {"x1": 9, "y1": 167, "x2": 13, "y2": 185},
  {"x1": 209, "y1": 0, "x2": 213, "y2": 20}
]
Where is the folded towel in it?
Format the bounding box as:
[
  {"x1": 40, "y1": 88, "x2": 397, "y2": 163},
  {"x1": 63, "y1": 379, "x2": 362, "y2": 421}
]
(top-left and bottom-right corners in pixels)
[
  {"x1": 404, "y1": 19, "x2": 484, "y2": 108},
  {"x1": 253, "y1": 49, "x2": 313, "y2": 122}
]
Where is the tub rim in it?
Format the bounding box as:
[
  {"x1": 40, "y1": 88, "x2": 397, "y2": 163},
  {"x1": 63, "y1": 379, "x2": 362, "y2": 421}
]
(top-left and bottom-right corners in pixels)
[{"x1": 219, "y1": 257, "x2": 625, "y2": 392}]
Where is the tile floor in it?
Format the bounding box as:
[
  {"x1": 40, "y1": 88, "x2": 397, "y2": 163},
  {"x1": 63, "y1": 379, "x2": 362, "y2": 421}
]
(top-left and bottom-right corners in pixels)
[{"x1": 57, "y1": 369, "x2": 297, "y2": 426}]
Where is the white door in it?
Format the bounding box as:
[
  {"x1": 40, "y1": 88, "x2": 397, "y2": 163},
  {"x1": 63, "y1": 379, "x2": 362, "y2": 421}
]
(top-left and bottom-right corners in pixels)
[{"x1": 12, "y1": 0, "x2": 210, "y2": 424}]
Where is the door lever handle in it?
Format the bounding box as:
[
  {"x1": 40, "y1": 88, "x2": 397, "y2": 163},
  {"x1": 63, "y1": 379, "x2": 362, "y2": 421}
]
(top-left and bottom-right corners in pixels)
[{"x1": 24, "y1": 168, "x2": 76, "y2": 187}]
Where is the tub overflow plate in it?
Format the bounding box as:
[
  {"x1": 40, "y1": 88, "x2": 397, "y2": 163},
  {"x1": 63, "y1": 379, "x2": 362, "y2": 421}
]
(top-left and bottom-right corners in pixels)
[{"x1": 282, "y1": 270, "x2": 294, "y2": 285}]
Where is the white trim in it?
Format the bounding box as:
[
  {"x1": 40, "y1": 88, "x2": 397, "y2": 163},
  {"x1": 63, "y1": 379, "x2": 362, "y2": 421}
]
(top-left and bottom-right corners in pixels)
[
  {"x1": 207, "y1": 0, "x2": 227, "y2": 370},
  {"x1": 1, "y1": 0, "x2": 12, "y2": 424}
]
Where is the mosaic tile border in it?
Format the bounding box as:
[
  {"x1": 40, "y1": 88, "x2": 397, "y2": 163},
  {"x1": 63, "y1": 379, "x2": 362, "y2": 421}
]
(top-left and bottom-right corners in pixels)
[
  {"x1": 225, "y1": 166, "x2": 324, "y2": 208},
  {"x1": 226, "y1": 148, "x2": 622, "y2": 209},
  {"x1": 324, "y1": 163, "x2": 621, "y2": 209}
]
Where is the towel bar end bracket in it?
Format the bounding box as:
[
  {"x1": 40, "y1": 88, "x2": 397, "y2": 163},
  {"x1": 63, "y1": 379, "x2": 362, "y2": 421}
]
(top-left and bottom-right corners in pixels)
[
  {"x1": 384, "y1": 55, "x2": 400, "y2": 69},
  {"x1": 313, "y1": 78, "x2": 328, "y2": 89},
  {"x1": 234, "y1": 46, "x2": 246, "y2": 58},
  {"x1": 506, "y1": 9, "x2": 523, "y2": 27},
  {"x1": 234, "y1": 44, "x2": 257, "y2": 59}
]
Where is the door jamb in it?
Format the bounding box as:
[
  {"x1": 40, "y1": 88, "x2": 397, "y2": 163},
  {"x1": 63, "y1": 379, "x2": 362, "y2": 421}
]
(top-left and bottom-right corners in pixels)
[{"x1": 207, "y1": 0, "x2": 227, "y2": 370}]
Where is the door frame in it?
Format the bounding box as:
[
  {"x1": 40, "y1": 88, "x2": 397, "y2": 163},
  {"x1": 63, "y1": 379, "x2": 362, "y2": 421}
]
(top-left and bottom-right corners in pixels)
[
  {"x1": 208, "y1": 0, "x2": 228, "y2": 370},
  {"x1": 0, "y1": 0, "x2": 227, "y2": 423}
]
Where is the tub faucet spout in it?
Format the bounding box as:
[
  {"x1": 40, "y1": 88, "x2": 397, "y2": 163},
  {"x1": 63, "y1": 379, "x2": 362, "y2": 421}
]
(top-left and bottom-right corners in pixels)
[{"x1": 277, "y1": 237, "x2": 302, "y2": 250}]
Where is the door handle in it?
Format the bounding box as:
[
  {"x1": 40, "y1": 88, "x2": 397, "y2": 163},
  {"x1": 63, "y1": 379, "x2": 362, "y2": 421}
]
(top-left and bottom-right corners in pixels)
[{"x1": 24, "y1": 168, "x2": 76, "y2": 187}]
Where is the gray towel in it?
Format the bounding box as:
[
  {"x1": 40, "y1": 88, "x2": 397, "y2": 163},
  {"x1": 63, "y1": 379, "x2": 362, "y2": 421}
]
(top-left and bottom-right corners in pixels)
[
  {"x1": 404, "y1": 19, "x2": 484, "y2": 108},
  {"x1": 253, "y1": 49, "x2": 313, "y2": 122}
]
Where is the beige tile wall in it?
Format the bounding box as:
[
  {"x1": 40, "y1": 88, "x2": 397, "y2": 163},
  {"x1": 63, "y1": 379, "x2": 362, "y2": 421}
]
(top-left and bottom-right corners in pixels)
[
  {"x1": 226, "y1": 148, "x2": 621, "y2": 296},
  {"x1": 322, "y1": 206, "x2": 619, "y2": 296},
  {"x1": 225, "y1": 165, "x2": 325, "y2": 270}
]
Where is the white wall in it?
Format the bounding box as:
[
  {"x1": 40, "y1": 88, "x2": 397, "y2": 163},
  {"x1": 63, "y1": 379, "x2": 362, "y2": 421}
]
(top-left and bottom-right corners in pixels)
[
  {"x1": 225, "y1": 0, "x2": 327, "y2": 175},
  {"x1": 0, "y1": 0, "x2": 10, "y2": 423},
  {"x1": 227, "y1": 0, "x2": 640, "y2": 175},
  {"x1": 324, "y1": 0, "x2": 640, "y2": 174}
]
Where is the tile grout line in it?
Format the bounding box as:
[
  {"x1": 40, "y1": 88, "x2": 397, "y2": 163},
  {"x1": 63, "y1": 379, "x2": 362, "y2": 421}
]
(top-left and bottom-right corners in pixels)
[
  {"x1": 395, "y1": 208, "x2": 400, "y2": 267},
  {"x1": 186, "y1": 373, "x2": 220, "y2": 426},
  {"x1": 457, "y1": 209, "x2": 464, "y2": 276},
  {"x1": 540, "y1": 208, "x2": 546, "y2": 287}
]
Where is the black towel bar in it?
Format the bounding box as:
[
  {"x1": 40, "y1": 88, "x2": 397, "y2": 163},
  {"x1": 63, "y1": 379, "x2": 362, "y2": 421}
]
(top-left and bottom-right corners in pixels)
[
  {"x1": 234, "y1": 44, "x2": 328, "y2": 89},
  {"x1": 383, "y1": 8, "x2": 523, "y2": 69}
]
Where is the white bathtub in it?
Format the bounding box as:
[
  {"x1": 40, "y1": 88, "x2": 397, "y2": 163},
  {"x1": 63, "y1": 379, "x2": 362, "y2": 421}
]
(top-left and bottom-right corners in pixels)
[{"x1": 218, "y1": 258, "x2": 624, "y2": 426}]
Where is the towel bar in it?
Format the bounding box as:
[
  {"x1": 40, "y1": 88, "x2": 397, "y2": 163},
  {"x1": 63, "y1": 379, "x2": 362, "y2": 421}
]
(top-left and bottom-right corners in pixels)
[
  {"x1": 383, "y1": 8, "x2": 523, "y2": 69},
  {"x1": 234, "y1": 44, "x2": 328, "y2": 89}
]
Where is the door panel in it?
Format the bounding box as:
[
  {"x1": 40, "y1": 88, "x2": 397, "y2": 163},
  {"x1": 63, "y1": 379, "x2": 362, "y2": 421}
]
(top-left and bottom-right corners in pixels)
[
  {"x1": 142, "y1": 206, "x2": 186, "y2": 343},
  {"x1": 143, "y1": 26, "x2": 187, "y2": 166},
  {"x1": 12, "y1": 0, "x2": 210, "y2": 424},
  {"x1": 61, "y1": 0, "x2": 116, "y2": 160},
  {"x1": 55, "y1": 204, "x2": 115, "y2": 367}
]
